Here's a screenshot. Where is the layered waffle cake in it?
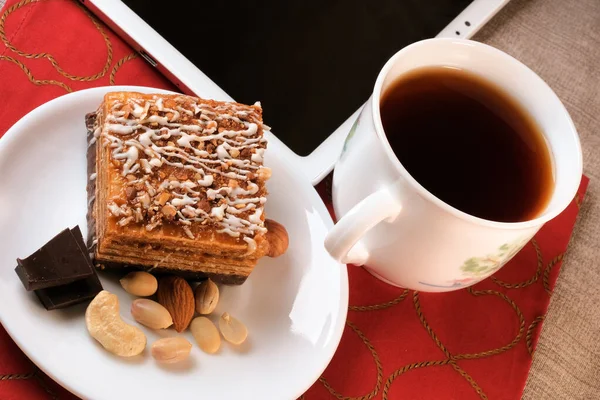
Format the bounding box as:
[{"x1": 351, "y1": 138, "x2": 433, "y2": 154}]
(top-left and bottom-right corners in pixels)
[{"x1": 87, "y1": 92, "x2": 277, "y2": 284}]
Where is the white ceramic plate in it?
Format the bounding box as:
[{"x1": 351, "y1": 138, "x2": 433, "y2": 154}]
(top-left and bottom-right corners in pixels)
[{"x1": 0, "y1": 86, "x2": 348, "y2": 400}]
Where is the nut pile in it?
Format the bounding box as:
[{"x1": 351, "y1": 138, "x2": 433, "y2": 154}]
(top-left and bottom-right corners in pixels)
[{"x1": 85, "y1": 271, "x2": 248, "y2": 364}]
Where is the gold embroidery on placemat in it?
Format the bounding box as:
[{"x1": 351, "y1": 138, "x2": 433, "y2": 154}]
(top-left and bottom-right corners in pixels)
[
  {"x1": 382, "y1": 359, "x2": 451, "y2": 400},
  {"x1": 491, "y1": 239, "x2": 543, "y2": 289},
  {"x1": 318, "y1": 321, "x2": 383, "y2": 400},
  {"x1": 452, "y1": 288, "x2": 525, "y2": 360},
  {"x1": 575, "y1": 193, "x2": 581, "y2": 209},
  {"x1": 109, "y1": 52, "x2": 138, "y2": 85},
  {"x1": 349, "y1": 289, "x2": 409, "y2": 312},
  {"x1": 413, "y1": 292, "x2": 451, "y2": 358},
  {"x1": 381, "y1": 290, "x2": 523, "y2": 399},
  {"x1": 526, "y1": 315, "x2": 545, "y2": 356},
  {"x1": 0, "y1": 368, "x2": 58, "y2": 400},
  {"x1": 33, "y1": 370, "x2": 59, "y2": 400},
  {"x1": 449, "y1": 361, "x2": 488, "y2": 400},
  {"x1": 0, "y1": 55, "x2": 72, "y2": 91},
  {"x1": 0, "y1": 0, "x2": 113, "y2": 82},
  {"x1": 0, "y1": 372, "x2": 35, "y2": 380},
  {"x1": 543, "y1": 253, "x2": 564, "y2": 295}
]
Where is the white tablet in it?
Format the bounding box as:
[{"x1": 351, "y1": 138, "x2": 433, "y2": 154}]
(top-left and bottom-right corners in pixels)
[{"x1": 82, "y1": 0, "x2": 509, "y2": 184}]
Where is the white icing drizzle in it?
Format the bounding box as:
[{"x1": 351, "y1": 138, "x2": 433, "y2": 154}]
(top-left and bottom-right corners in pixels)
[
  {"x1": 211, "y1": 204, "x2": 227, "y2": 220},
  {"x1": 251, "y1": 148, "x2": 265, "y2": 163},
  {"x1": 243, "y1": 236, "x2": 257, "y2": 255},
  {"x1": 197, "y1": 174, "x2": 214, "y2": 186},
  {"x1": 102, "y1": 95, "x2": 269, "y2": 242}
]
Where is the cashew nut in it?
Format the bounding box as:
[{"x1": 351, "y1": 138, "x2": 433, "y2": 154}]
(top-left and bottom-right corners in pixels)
[{"x1": 85, "y1": 290, "x2": 146, "y2": 357}]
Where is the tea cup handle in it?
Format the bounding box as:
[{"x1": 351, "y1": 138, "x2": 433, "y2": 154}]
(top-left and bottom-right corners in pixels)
[{"x1": 324, "y1": 187, "x2": 402, "y2": 265}]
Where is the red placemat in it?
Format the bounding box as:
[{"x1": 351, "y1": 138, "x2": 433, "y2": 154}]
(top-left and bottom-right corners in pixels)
[{"x1": 0, "y1": 1, "x2": 590, "y2": 399}]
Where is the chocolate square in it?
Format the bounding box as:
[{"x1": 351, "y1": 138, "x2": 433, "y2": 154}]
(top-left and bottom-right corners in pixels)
[
  {"x1": 34, "y1": 273, "x2": 102, "y2": 310},
  {"x1": 15, "y1": 227, "x2": 94, "y2": 291}
]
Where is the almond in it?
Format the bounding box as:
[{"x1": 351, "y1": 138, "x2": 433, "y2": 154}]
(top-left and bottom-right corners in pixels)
[
  {"x1": 157, "y1": 276, "x2": 195, "y2": 332},
  {"x1": 265, "y1": 219, "x2": 289, "y2": 258}
]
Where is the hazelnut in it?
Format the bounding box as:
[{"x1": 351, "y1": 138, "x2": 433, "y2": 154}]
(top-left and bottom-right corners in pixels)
[
  {"x1": 156, "y1": 192, "x2": 170, "y2": 205},
  {"x1": 257, "y1": 167, "x2": 272, "y2": 181},
  {"x1": 125, "y1": 187, "x2": 137, "y2": 200},
  {"x1": 240, "y1": 148, "x2": 252, "y2": 158},
  {"x1": 174, "y1": 169, "x2": 188, "y2": 180},
  {"x1": 198, "y1": 199, "x2": 211, "y2": 213},
  {"x1": 121, "y1": 104, "x2": 132, "y2": 119},
  {"x1": 139, "y1": 192, "x2": 151, "y2": 208},
  {"x1": 265, "y1": 219, "x2": 289, "y2": 257},
  {"x1": 162, "y1": 205, "x2": 177, "y2": 219}
]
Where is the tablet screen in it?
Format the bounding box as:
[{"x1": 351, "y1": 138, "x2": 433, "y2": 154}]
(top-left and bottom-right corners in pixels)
[{"x1": 123, "y1": 0, "x2": 472, "y2": 155}]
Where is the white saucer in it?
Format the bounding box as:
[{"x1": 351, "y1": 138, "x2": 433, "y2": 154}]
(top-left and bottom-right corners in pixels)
[{"x1": 0, "y1": 86, "x2": 348, "y2": 400}]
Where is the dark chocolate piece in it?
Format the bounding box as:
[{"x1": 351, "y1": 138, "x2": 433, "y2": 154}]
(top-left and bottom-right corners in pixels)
[
  {"x1": 15, "y1": 227, "x2": 94, "y2": 291},
  {"x1": 35, "y1": 273, "x2": 102, "y2": 310}
]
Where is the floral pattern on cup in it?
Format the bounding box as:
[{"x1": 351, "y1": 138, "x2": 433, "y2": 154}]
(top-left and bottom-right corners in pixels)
[
  {"x1": 460, "y1": 238, "x2": 528, "y2": 278},
  {"x1": 419, "y1": 238, "x2": 529, "y2": 289}
]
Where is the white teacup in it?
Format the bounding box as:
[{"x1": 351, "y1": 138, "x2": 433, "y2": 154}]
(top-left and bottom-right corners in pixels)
[{"x1": 324, "y1": 38, "x2": 582, "y2": 292}]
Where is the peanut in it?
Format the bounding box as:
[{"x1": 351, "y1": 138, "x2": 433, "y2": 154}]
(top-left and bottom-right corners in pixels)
[
  {"x1": 190, "y1": 316, "x2": 221, "y2": 354},
  {"x1": 219, "y1": 312, "x2": 248, "y2": 345},
  {"x1": 194, "y1": 279, "x2": 219, "y2": 315},
  {"x1": 120, "y1": 271, "x2": 158, "y2": 297},
  {"x1": 130, "y1": 299, "x2": 173, "y2": 329},
  {"x1": 151, "y1": 337, "x2": 192, "y2": 364}
]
